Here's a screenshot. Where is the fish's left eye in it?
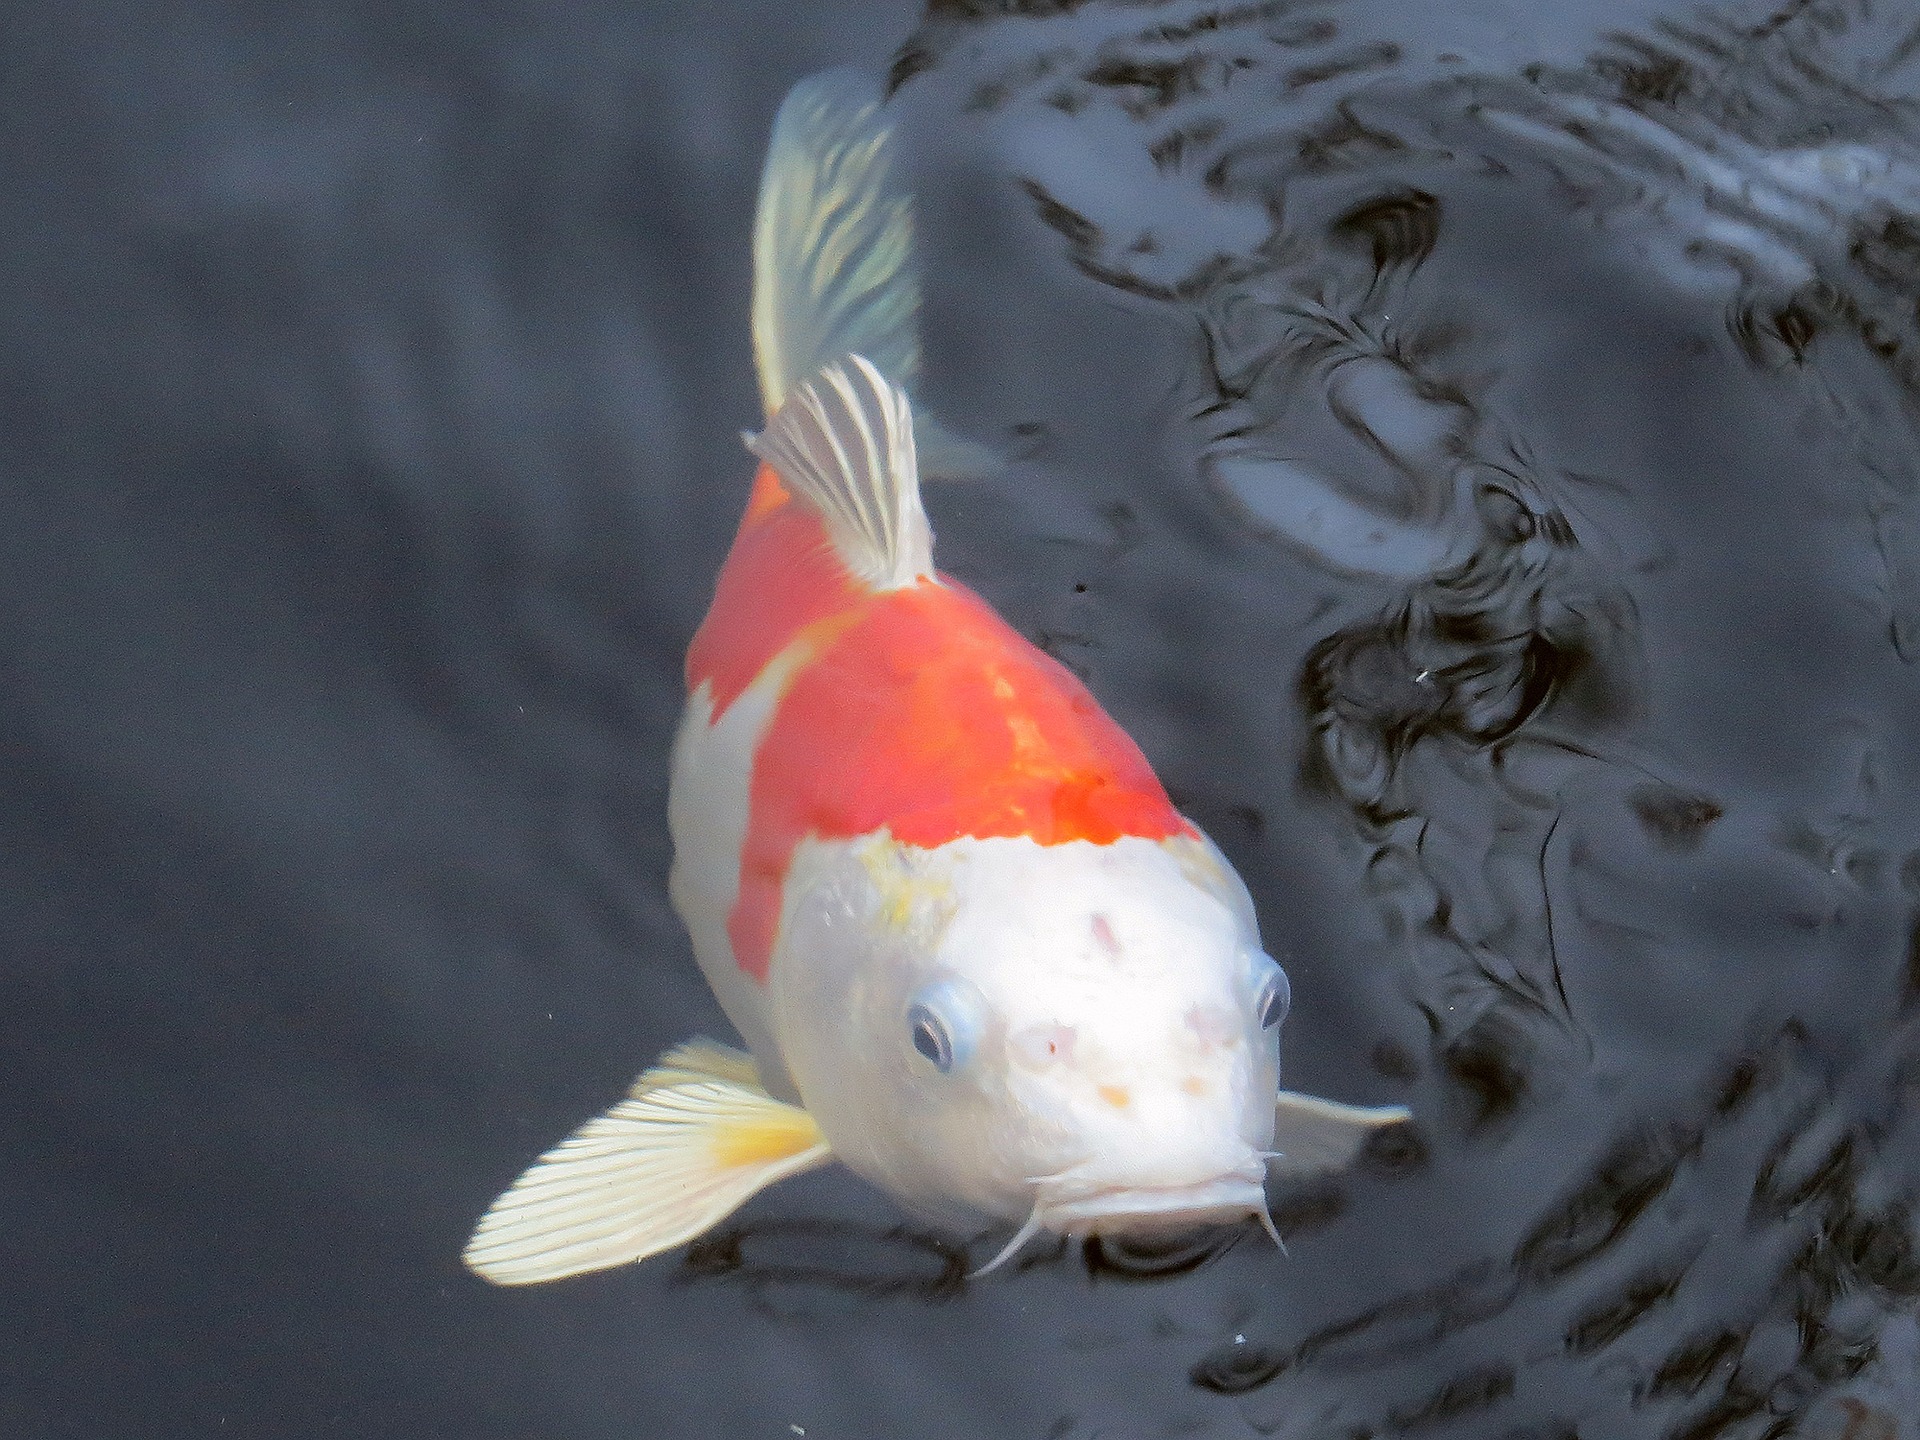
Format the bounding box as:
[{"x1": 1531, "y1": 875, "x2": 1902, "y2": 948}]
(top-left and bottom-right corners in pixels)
[
  {"x1": 1256, "y1": 964, "x2": 1292, "y2": 1030},
  {"x1": 905, "y1": 976, "x2": 984, "y2": 1075}
]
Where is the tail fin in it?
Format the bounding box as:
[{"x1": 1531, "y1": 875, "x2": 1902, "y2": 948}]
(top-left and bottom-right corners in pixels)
[
  {"x1": 751, "y1": 71, "x2": 996, "y2": 480},
  {"x1": 753, "y1": 71, "x2": 918, "y2": 422}
]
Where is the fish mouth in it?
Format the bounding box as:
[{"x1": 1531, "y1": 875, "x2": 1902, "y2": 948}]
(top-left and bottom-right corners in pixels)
[
  {"x1": 1036, "y1": 1177, "x2": 1269, "y2": 1234},
  {"x1": 972, "y1": 1167, "x2": 1278, "y2": 1277}
]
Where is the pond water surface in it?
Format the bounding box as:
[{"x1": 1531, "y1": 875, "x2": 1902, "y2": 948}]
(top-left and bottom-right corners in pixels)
[{"x1": 7, "y1": 1, "x2": 1920, "y2": 1437}]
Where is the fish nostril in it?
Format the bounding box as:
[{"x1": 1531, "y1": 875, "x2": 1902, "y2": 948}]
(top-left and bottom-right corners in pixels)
[
  {"x1": 1011, "y1": 1023, "x2": 1078, "y2": 1069},
  {"x1": 1090, "y1": 913, "x2": 1121, "y2": 956},
  {"x1": 1185, "y1": 1004, "x2": 1239, "y2": 1049}
]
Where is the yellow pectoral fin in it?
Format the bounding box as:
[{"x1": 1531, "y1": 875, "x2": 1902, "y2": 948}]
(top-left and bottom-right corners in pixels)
[
  {"x1": 709, "y1": 1104, "x2": 826, "y2": 1168},
  {"x1": 463, "y1": 1041, "x2": 831, "y2": 1287}
]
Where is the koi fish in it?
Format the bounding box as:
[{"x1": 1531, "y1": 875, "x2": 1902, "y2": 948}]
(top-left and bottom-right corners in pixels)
[{"x1": 463, "y1": 70, "x2": 1410, "y2": 1286}]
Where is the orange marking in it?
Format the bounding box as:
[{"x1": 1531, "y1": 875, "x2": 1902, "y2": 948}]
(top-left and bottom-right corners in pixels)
[
  {"x1": 686, "y1": 464, "x2": 863, "y2": 718},
  {"x1": 742, "y1": 462, "x2": 790, "y2": 523},
  {"x1": 1098, "y1": 1085, "x2": 1132, "y2": 1110},
  {"x1": 688, "y1": 465, "x2": 1193, "y2": 983},
  {"x1": 729, "y1": 580, "x2": 1192, "y2": 980}
]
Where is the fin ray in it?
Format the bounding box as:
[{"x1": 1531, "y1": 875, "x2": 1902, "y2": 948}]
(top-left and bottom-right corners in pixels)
[
  {"x1": 748, "y1": 354, "x2": 933, "y2": 589},
  {"x1": 641, "y1": 1038, "x2": 763, "y2": 1092},
  {"x1": 463, "y1": 1041, "x2": 831, "y2": 1286}
]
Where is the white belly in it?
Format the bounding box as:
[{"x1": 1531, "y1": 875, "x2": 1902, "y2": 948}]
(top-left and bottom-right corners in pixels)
[{"x1": 665, "y1": 652, "x2": 811, "y2": 1100}]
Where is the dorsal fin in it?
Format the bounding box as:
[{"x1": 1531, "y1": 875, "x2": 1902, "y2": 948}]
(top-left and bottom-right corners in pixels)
[
  {"x1": 752, "y1": 71, "x2": 919, "y2": 423},
  {"x1": 747, "y1": 354, "x2": 934, "y2": 590}
]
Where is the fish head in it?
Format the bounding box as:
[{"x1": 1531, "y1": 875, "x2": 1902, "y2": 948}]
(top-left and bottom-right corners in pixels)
[{"x1": 771, "y1": 830, "x2": 1287, "y2": 1240}]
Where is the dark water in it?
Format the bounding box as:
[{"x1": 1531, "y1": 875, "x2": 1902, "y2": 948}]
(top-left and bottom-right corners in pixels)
[{"x1": 8, "y1": 1, "x2": 1920, "y2": 1436}]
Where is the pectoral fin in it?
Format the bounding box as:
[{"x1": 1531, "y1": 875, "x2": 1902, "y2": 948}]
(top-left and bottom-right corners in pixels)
[
  {"x1": 1270, "y1": 1091, "x2": 1412, "y2": 1177},
  {"x1": 463, "y1": 1040, "x2": 831, "y2": 1286}
]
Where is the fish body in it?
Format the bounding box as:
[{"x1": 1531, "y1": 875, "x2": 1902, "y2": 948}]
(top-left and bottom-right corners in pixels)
[{"x1": 464, "y1": 72, "x2": 1408, "y2": 1287}]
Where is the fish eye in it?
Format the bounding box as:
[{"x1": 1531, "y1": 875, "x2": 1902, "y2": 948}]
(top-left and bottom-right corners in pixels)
[
  {"x1": 905, "y1": 976, "x2": 984, "y2": 1075},
  {"x1": 1256, "y1": 963, "x2": 1292, "y2": 1030},
  {"x1": 908, "y1": 1004, "x2": 953, "y2": 1070}
]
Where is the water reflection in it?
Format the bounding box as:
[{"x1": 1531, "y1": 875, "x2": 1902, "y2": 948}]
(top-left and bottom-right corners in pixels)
[
  {"x1": 1200, "y1": 284, "x2": 1647, "y2": 1043},
  {"x1": 679, "y1": 1217, "x2": 969, "y2": 1308},
  {"x1": 1182, "y1": 1003, "x2": 1920, "y2": 1435}
]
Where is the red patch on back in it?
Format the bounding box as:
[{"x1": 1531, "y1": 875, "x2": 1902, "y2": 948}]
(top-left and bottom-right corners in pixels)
[
  {"x1": 686, "y1": 464, "x2": 862, "y2": 718},
  {"x1": 728, "y1": 580, "x2": 1191, "y2": 981},
  {"x1": 684, "y1": 469, "x2": 1192, "y2": 983}
]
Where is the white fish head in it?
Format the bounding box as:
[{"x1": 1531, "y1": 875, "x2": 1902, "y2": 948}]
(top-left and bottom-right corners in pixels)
[{"x1": 771, "y1": 831, "x2": 1287, "y2": 1242}]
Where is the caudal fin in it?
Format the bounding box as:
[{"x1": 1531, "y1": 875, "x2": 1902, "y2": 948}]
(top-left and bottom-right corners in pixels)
[
  {"x1": 751, "y1": 71, "x2": 995, "y2": 480},
  {"x1": 752, "y1": 71, "x2": 918, "y2": 422}
]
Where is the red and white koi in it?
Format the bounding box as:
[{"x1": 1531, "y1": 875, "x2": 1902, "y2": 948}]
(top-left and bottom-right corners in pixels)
[{"x1": 463, "y1": 71, "x2": 1409, "y2": 1286}]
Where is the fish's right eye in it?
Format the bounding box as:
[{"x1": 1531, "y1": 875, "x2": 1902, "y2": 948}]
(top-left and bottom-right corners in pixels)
[
  {"x1": 908, "y1": 1004, "x2": 953, "y2": 1071},
  {"x1": 904, "y1": 975, "x2": 985, "y2": 1075}
]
